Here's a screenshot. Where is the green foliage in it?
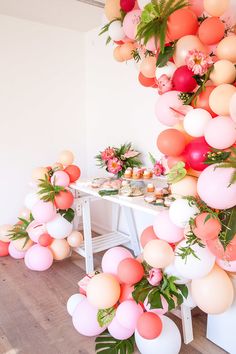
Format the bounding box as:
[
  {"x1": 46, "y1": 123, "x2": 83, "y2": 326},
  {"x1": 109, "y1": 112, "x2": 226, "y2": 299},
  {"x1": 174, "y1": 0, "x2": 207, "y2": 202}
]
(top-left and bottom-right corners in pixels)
[
  {"x1": 214, "y1": 147, "x2": 236, "y2": 186},
  {"x1": 148, "y1": 152, "x2": 157, "y2": 165},
  {"x1": 178, "y1": 92, "x2": 195, "y2": 105},
  {"x1": 97, "y1": 307, "x2": 116, "y2": 328},
  {"x1": 219, "y1": 207, "x2": 236, "y2": 250},
  {"x1": 204, "y1": 150, "x2": 231, "y2": 165},
  {"x1": 37, "y1": 175, "x2": 65, "y2": 202},
  {"x1": 8, "y1": 214, "x2": 34, "y2": 248},
  {"x1": 58, "y1": 208, "x2": 75, "y2": 222},
  {"x1": 95, "y1": 331, "x2": 135, "y2": 354},
  {"x1": 167, "y1": 161, "x2": 187, "y2": 184},
  {"x1": 136, "y1": 0, "x2": 188, "y2": 53},
  {"x1": 98, "y1": 189, "x2": 119, "y2": 197},
  {"x1": 156, "y1": 42, "x2": 176, "y2": 67}
]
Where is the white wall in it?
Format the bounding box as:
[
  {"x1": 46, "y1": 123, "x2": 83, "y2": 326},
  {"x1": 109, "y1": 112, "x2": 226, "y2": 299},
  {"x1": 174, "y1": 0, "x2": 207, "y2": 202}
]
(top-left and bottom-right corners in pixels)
[{"x1": 0, "y1": 15, "x2": 86, "y2": 224}]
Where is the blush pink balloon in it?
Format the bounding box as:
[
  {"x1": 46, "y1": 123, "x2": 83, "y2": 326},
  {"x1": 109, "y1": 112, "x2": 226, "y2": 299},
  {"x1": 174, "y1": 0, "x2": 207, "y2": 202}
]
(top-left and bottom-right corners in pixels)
[
  {"x1": 122, "y1": 10, "x2": 141, "y2": 40},
  {"x1": 153, "y1": 210, "x2": 184, "y2": 243},
  {"x1": 216, "y1": 258, "x2": 236, "y2": 273},
  {"x1": 155, "y1": 91, "x2": 193, "y2": 126},
  {"x1": 189, "y1": 0, "x2": 204, "y2": 16},
  {"x1": 32, "y1": 200, "x2": 56, "y2": 223},
  {"x1": 8, "y1": 241, "x2": 26, "y2": 259},
  {"x1": 144, "y1": 295, "x2": 168, "y2": 315},
  {"x1": 145, "y1": 37, "x2": 157, "y2": 52},
  {"x1": 51, "y1": 170, "x2": 70, "y2": 187},
  {"x1": 72, "y1": 299, "x2": 106, "y2": 336},
  {"x1": 204, "y1": 116, "x2": 236, "y2": 149},
  {"x1": 230, "y1": 92, "x2": 236, "y2": 123},
  {"x1": 102, "y1": 247, "x2": 134, "y2": 275},
  {"x1": 197, "y1": 164, "x2": 236, "y2": 209},
  {"x1": 24, "y1": 244, "x2": 53, "y2": 271},
  {"x1": 27, "y1": 220, "x2": 47, "y2": 242},
  {"x1": 116, "y1": 300, "x2": 143, "y2": 330},
  {"x1": 108, "y1": 316, "x2": 135, "y2": 340}
]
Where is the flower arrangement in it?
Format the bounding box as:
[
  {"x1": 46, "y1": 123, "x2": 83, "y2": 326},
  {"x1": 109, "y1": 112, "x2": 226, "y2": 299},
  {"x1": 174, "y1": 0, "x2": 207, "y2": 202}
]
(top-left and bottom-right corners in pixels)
[
  {"x1": 95, "y1": 143, "x2": 142, "y2": 178},
  {"x1": 149, "y1": 153, "x2": 165, "y2": 176}
]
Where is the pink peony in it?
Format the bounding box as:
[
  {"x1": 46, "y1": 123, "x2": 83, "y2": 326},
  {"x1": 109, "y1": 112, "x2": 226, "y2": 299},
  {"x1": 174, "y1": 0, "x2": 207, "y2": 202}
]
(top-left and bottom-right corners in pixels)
[
  {"x1": 157, "y1": 74, "x2": 173, "y2": 95},
  {"x1": 101, "y1": 147, "x2": 115, "y2": 161},
  {"x1": 147, "y1": 268, "x2": 163, "y2": 286},
  {"x1": 107, "y1": 158, "x2": 123, "y2": 174},
  {"x1": 185, "y1": 49, "x2": 214, "y2": 76},
  {"x1": 153, "y1": 162, "x2": 165, "y2": 176}
]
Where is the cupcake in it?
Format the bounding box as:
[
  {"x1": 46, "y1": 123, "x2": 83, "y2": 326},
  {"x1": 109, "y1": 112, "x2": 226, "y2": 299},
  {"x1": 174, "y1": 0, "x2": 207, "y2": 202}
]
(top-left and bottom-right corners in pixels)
[
  {"x1": 124, "y1": 168, "x2": 132, "y2": 179},
  {"x1": 147, "y1": 183, "x2": 155, "y2": 193}
]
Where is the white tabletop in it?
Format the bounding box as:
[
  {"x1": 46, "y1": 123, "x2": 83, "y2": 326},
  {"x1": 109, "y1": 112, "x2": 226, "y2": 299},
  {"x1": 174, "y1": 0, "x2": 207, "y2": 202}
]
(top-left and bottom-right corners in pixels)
[{"x1": 70, "y1": 180, "x2": 166, "y2": 216}]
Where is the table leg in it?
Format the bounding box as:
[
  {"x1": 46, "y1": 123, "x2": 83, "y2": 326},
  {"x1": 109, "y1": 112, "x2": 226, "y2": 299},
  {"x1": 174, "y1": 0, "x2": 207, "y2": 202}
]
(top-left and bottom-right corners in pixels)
[
  {"x1": 180, "y1": 304, "x2": 194, "y2": 344},
  {"x1": 122, "y1": 206, "x2": 141, "y2": 256},
  {"x1": 82, "y1": 198, "x2": 94, "y2": 273}
]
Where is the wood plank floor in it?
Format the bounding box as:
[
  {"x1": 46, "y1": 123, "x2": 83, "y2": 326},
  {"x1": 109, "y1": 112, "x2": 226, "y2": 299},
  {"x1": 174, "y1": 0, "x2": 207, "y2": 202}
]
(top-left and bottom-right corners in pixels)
[{"x1": 0, "y1": 253, "x2": 228, "y2": 354}]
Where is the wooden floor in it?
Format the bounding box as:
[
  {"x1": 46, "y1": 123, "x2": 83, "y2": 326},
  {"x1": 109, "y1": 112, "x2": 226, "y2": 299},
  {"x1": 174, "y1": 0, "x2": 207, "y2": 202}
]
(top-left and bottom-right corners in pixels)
[{"x1": 0, "y1": 252, "x2": 228, "y2": 354}]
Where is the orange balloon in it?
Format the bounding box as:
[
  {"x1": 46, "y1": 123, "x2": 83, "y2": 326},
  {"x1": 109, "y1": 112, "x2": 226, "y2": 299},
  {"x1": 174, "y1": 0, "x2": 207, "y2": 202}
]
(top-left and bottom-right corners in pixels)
[
  {"x1": 209, "y1": 84, "x2": 236, "y2": 116},
  {"x1": 207, "y1": 236, "x2": 236, "y2": 261},
  {"x1": 137, "y1": 312, "x2": 163, "y2": 339},
  {"x1": 167, "y1": 8, "x2": 198, "y2": 41},
  {"x1": 119, "y1": 42, "x2": 136, "y2": 61},
  {"x1": 140, "y1": 226, "x2": 158, "y2": 248},
  {"x1": 199, "y1": 17, "x2": 225, "y2": 45},
  {"x1": 191, "y1": 86, "x2": 217, "y2": 117},
  {"x1": 216, "y1": 35, "x2": 236, "y2": 63},
  {"x1": 173, "y1": 35, "x2": 207, "y2": 67},
  {"x1": 118, "y1": 258, "x2": 144, "y2": 285},
  {"x1": 113, "y1": 46, "x2": 125, "y2": 62},
  {"x1": 140, "y1": 56, "x2": 156, "y2": 78},
  {"x1": 193, "y1": 212, "x2": 222, "y2": 243},
  {"x1": 0, "y1": 241, "x2": 9, "y2": 257},
  {"x1": 105, "y1": 0, "x2": 121, "y2": 21},
  {"x1": 157, "y1": 129, "x2": 186, "y2": 157}
]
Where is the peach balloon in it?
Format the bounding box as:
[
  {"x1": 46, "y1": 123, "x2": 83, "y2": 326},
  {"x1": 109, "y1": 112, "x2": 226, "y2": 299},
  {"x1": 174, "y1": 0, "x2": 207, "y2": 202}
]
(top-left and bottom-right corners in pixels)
[
  {"x1": 216, "y1": 35, "x2": 236, "y2": 63},
  {"x1": 140, "y1": 56, "x2": 156, "y2": 78},
  {"x1": 87, "y1": 273, "x2": 121, "y2": 309},
  {"x1": 58, "y1": 150, "x2": 74, "y2": 166},
  {"x1": 18, "y1": 208, "x2": 31, "y2": 219},
  {"x1": 191, "y1": 265, "x2": 234, "y2": 314},
  {"x1": 67, "y1": 231, "x2": 83, "y2": 248},
  {"x1": 171, "y1": 175, "x2": 198, "y2": 197},
  {"x1": 209, "y1": 84, "x2": 236, "y2": 116},
  {"x1": 192, "y1": 212, "x2": 222, "y2": 243},
  {"x1": 203, "y1": 0, "x2": 230, "y2": 17},
  {"x1": 51, "y1": 162, "x2": 63, "y2": 171},
  {"x1": 32, "y1": 167, "x2": 48, "y2": 182},
  {"x1": 210, "y1": 60, "x2": 236, "y2": 86},
  {"x1": 12, "y1": 238, "x2": 33, "y2": 252},
  {"x1": 0, "y1": 224, "x2": 13, "y2": 243},
  {"x1": 104, "y1": 0, "x2": 121, "y2": 21},
  {"x1": 113, "y1": 46, "x2": 125, "y2": 62},
  {"x1": 173, "y1": 35, "x2": 207, "y2": 67},
  {"x1": 143, "y1": 239, "x2": 174, "y2": 268},
  {"x1": 50, "y1": 239, "x2": 71, "y2": 260},
  {"x1": 198, "y1": 17, "x2": 225, "y2": 45},
  {"x1": 119, "y1": 43, "x2": 136, "y2": 61}
]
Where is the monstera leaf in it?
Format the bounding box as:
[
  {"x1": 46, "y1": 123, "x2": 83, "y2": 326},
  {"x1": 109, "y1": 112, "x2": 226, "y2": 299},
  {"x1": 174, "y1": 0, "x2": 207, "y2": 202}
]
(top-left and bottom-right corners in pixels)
[{"x1": 95, "y1": 331, "x2": 135, "y2": 354}]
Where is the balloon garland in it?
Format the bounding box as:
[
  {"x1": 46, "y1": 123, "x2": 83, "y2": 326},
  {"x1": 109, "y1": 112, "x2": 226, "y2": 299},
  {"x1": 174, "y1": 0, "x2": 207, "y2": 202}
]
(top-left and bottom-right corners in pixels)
[
  {"x1": 0, "y1": 151, "x2": 83, "y2": 271},
  {"x1": 69, "y1": 0, "x2": 236, "y2": 353}
]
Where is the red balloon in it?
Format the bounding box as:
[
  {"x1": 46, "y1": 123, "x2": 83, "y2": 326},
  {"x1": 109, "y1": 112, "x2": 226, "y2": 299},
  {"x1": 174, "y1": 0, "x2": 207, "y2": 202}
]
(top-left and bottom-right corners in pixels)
[
  {"x1": 117, "y1": 258, "x2": 144, "y2": 285},
  {"x1": 120, "y1": 0, "x2": 135, "y2": 12},
  {"x1": 157, "y1": 129, "x2": 186, "y2": 157},
  {"x1": 192, "y1": 86, "x2": 217, "y2": 117},
  {"x1": 184, "y1": 137, "x2": 211, "y2": 171},
  {"x1": 140, "y1": 226, "x2": 157, "y2": 248},
  {"x1": 172, "y1": 65, "x2": 197, "y2": 92},
  {"x1": 0, "y1": 241, "x2": 9, "y2": 257},
  {"x1": 114, "y1": 40, "x2": 124, "y2": 45},
  {"x1": 137, "y1": 312, "x2": 163, "y2": 339},
  {"x1": 38, "y1": 233, "x2": 53, "y2": 247},
  {"x1": 138, "y1": 72, "x2": 155, "y2": 87},
  {"x1": 207, "y1": 236, "x2": 236, "y2": 261},
  {"x1": 54, "y1": 190, "x2": 74, "y2": 210},
  {"x1": 64, "y1": 165, "x2": 81, "y2": 183}
]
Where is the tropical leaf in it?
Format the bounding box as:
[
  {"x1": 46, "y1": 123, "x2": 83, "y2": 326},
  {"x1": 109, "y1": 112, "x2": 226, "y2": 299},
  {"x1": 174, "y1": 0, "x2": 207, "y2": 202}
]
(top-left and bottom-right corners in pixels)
[
  {"x1": 167, "y1": 161, "x2": 187, "y2": 184},
  {"x1": 156, "y1": 42, "x2": 176, "y2": 67},
  {"x1": 219, "y1": 207, "x2": 236, "y2": 249},
  {"x1": 58, "y1": 208, "x2": 75, "y2": 222},
  {"x1": 95, "y1": 331, "x2": 135, "y2": 354},
  {"x1": 97, "y1": 307, "x2": 116, "y2": 328},
  {"x1": 37, "y1": 175, "x2": 65, "y2": 202}
]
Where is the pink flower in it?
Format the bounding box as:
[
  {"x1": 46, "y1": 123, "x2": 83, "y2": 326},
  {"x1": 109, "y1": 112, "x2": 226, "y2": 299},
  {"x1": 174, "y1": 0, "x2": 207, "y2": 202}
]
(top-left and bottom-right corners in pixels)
[
  {"x1": 122, "y1": 150, "x2": 140, "y2": 159},
  {"x1": 157, "y1": 74, "x2": 173, "y2": 95},
  {"x1": 153, "y1": 162, "x2": 165, "y2": 176},
  {"x1": 147, "y1": 268, "x2": 163, "y2": 286},
  {"x1": 185, "y1": 50, "x2": 214, "y2": 76},
  {"x1": 101, "y1": 147, "x2": 115, "y2": 161},
  {"x1": 107, "y1": 158, "x2": 123, "y2": 174}
]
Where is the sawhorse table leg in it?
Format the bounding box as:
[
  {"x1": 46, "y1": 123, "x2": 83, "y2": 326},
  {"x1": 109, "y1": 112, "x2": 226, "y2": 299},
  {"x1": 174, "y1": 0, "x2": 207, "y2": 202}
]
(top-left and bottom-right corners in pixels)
[{"x1": 122, "y1": 206, "x2": 141, "y2": 256}]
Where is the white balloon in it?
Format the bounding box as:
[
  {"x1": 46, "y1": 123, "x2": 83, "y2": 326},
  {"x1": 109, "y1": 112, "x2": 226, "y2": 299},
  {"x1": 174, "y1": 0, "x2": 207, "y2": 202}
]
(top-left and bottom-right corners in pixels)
[
  {"x1": 183, "y1": 283, "x2": 197, "y2": 308},
  {"x1": 174, "y1": 241, "x2": 216, "y2": 279},
  {"x1": 183, "y1": 108, "x2": 212, "y2": 137},
  {"x1": 108, "y1": 20, "x2": 125, "y2": 41},
  {"x1": 135, "y1": 315, "x2": 181, "y2": 354},
  {"x1": 169, "y1": 199, "x2": 199, "y2": 228},
  {"x1": 46, "y1": 214, "x2": 73, "y2": 239},
  {"x1": 24, "y1": 192, "x2": 39, "y2": 210},
  {"x1": 155, "y1": 61, "x2": 177, "y2": 80},
  {"x1": 67, "y1": 293, "x2": 86, "y2": 316},
  {"x1": 164, "y1": 261, "x2": 189, "y2": 284},
  {"x1": 137, "y1": 0, "x2": 150, "y2": 9}
]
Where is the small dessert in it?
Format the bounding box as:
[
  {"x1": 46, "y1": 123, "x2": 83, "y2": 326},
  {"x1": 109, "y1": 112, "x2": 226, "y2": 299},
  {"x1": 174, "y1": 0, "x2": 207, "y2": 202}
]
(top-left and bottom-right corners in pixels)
[
  {"x1": 132, "y1": 168, "x2": 141, "y2": 179},
  {"x1": 155, "y1": 198, "x2": 165, "y2": 206},
  {"x1": 144, "y1": 194, "x2": 156, "y2": 203},
  {"x1": 155, "y1": 187, "x2": 165, "y2": 198},
  {"x1": 124, "y1": 168, "x2": 132, "y2": 179},
  {"x1": 143, "y1": 170, "x2": 151, "y2": 179},
  {"x1": 147, "y1": 183, "x2": 155, "y2": 193}
]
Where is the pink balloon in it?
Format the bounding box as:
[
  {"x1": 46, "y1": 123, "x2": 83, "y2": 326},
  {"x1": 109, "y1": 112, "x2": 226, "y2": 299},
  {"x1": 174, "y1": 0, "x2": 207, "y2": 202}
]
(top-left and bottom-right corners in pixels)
[
  {"x1": 8, "y1": 241, "x2": 26, "y2": 259},
  {"x1": 197, "y1": 164, "x2": 236, "y2": 209},
  {"x1": 189, "y1": 0, "x2": 204, "y2": 16},
  {"x1": 24, "y1": 244, "x2": 53, "y2": 271},
  {"x1": 144, "y1": 295, "x2": 168, "y2": 315},
  {"x1": 108, "y1": 316, "x2": 135, "y2": 340},
  {"x1": 145, "y1": 37, "x2": 156, "y2": 52},
  {"x1": 116, "y1": 300, "x2": 143, "y2": 330},
  {"x1": 204, "y1": 116, "x2": 236, "y2": 149},
  {"x1": 122, "y1": 10, "x2": 141, "y2": 40},
  {"x1": 27, "y1": 220, "x2": 47, "y2": 242},
  {"x1": 153, "y1": 210, "x2": 184, "y2": 243},
  {"x1": 72, "y1": 299, "x2": 106, "y2": 336},
  {"x1": 51, "y1": 171, "x2": 70, "y2": 187},
  {"x1": 230, "y1": 92, "x2": 236, "y2": 123},
  {"x1": 217, "y1": 258, "x2": 236, "y2": 272},
  {"x1": 102, "y1": 247, "x2": 134, "y2": 275},
  {"x1": 155, "y1": 91, "x2": 193, "y2": 126},
  {"x1": 32, "y1": 200, "x2": 56, "y2": 223}
]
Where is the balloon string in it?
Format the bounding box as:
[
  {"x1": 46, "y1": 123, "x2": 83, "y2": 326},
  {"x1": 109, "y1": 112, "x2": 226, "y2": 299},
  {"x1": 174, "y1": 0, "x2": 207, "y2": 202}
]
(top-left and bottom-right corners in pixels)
[{"x1": 169, "y1": 106, "x2": 186, "y2": 116}]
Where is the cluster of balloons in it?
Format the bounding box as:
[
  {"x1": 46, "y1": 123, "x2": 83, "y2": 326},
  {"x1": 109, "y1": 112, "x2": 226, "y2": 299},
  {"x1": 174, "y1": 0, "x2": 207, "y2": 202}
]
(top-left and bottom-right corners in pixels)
[
  {"x1": 68, "y1": 246, "x2": 182, "y2": 354},
  {"x1": 0, "y1": 150, "x2": 83, "y2": 271}
]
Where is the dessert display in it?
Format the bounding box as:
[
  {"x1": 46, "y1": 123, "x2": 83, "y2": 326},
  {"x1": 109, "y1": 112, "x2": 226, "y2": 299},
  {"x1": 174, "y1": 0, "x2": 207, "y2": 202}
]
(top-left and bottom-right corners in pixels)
[
  {"x1": 123, "y1": 167, "x2": 155, "y2": 180},
  {"x1": 119, "y1": 180, "x2": 146, "y2": 197}
]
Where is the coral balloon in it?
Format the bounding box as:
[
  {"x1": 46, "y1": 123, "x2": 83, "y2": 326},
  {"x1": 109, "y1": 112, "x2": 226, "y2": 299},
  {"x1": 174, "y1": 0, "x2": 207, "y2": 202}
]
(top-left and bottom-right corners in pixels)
[
  {"x1": 199, "y1": 17, "x2": 225, "y2": 45},
  {"x1": 183, "y1": 108, "x2": 212, "y2": 137},
  {"x1": 87, "y1": 273, "x2": 120, "y2": 309},
  {"x1": 157, "y1": 129, "x2": 186, "y2": 157},
  {"x1": 137, "y1": 312, "x2": 163, "y2": 339},
  {"x1": 207, "y1": 237, "x2": 236, "y2": 261},
  {"x1": 54, "y1": 190, "x2": 74, "y2": 210},
  {"x1": 171, "y1": 175, "x2": 198, "y2": 197},
  {"x1": 197, "y1": 164, "x2": 236, "y2": 209},
  {"x1": 46, "y1": 214, "x2": 73, "y2": 239},
  {"x1": 140, "y1": 56, "x2": 156, "y2": 78},
  {"x1": 184, "y1": 137, "x2": 211, "y2": 171},
  {"x1": 167, "y1": 8, "x2": 198, "y2": 41},
  {"x1": 0, "y1": 224, "x2": 12, "y2": 243},
  {"x1": 143, "y1": 239, "x2": 174, "y2": 268},
  {"x1": 203, "y1": 0, "x2": 230, "y2": 16},
  {"x1": 64, "y1": 165, "x2": 81, "y2": 183},
  {"x1": 119, "y1": 283, "x2": 134, "y2": 302},
  {"x1": 191, "y1": 265, "x2": 234, "y2": 314},
  {"x1": 116, "y1": 300, "x2": 143, "y2": 330},
  {"x1": 32, "y1": 200, "x2": 56, "y2": 224},
  {"x1": 138, "y1": 72, "x2": 155, "y2": 87},
  {"x1": 0, "y1": 240, "x2": 9, "y2": 257},
  {"x1": 140, "y1": 226, "x2": 157, "y2": 248},
  {"x1": 8, "y1": 241, "x2": 26, "y2": 259},
  {"x1": 58, "y1": 150, "x2": 74, "y2": 166},
  {"x1": 173, "y1": 35, "x2": 207, "y2": 67},
  {"x1": 119, "y1": 42, "x2": 136, "y2": 61},
  {"x1": 230, "y1": 92, "x2": 236, "y2": 122},
  {"x1": 204, "y1": 116, "x2": 236, "y2": 149},
  {"x1": 120, "y1": 0, "x2": 135, "y2": 12},
  {"x1": 50, "y1": 239, "x2": 71, "y2": 260},
  {"x1": 210, "y1": 60, "x2": 236, "y2": 86},
  {"x1": 216, "y1": 35, "x2": 236, "y2": 63},
  {"x1": 113, "y1": 46, "x2": 125, "y2": 62},
  {"x1": 24, "y1": 244, "x2": 53, "y2": 271},
  {"x1": 191, "y1": 85, "x2": 217, "y2": 117},
  {"x1": 104, "y1": 0, "x2": 121, "y2": 21},
  {"x1": 118, "y1": 258, "x2": 144, "y2": 284},
  {"x1": 209, "y1": 84, "x2": 236, "y2": 116},
  {"x1": 193, "y1": 212, "x2": 222, "y2": 242},
  {"x1": 122, "y1": 10, "x2": 141, "y2": 40},
  {"x1": 153, "y1": 210, "x2": 184, "y2": 243},
  {"x1": 108, "y1": 316, "x2": 135, "y2": 340},
  {"x1": 38, "y1": 233, "x2": 53, "y2": 247},
  {"x1": 102, "y1": 247, "x2": 134, "y2": 275},
  {"x1": 67, "y1": 230, "x2": 83, "y2": 247},
  {"x1": 172, "y1": 65, "x2": 197, "y2": 92},
  {"x1": 51, "y1": 170, "x2": 70, "y2": 187}
]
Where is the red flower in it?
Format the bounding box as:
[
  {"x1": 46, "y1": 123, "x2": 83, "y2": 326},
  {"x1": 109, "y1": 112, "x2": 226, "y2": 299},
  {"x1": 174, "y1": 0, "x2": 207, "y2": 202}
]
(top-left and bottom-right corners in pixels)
[{"x1": 101, "y1": 147, "x2": 115, "y2": 161}]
